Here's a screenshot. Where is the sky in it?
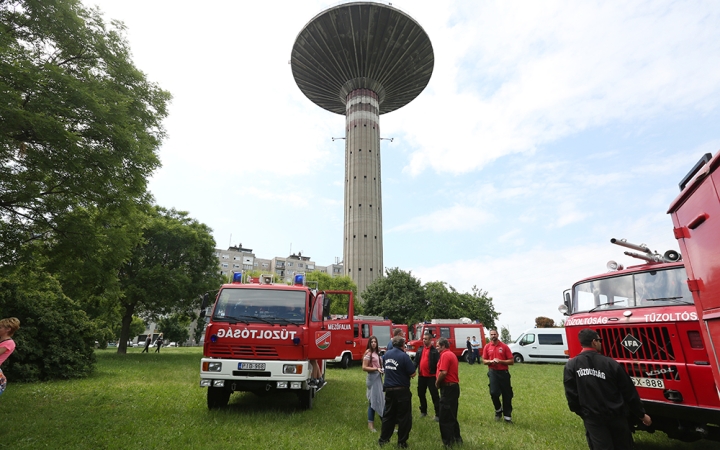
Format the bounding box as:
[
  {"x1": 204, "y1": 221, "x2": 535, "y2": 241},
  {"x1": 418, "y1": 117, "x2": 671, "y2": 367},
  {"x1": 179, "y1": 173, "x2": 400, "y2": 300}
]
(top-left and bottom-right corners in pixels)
[{"x1": 83, "y1": 0, "x2": 720, "y2": 340}]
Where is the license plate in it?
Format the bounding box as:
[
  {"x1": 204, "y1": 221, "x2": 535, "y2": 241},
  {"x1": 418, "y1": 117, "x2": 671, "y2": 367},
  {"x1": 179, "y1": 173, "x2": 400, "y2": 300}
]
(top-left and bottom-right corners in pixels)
[
  {"x1": 238, "y1": 362, "x2": 266, "y2": 370},
  {"x1": 631, "y1": 377, "x2": 665, "y2": 389}
]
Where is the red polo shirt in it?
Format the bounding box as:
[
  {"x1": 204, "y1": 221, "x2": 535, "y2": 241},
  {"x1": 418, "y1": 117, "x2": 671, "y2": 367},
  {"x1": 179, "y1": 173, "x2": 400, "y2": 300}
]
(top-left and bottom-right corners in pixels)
[
  {"x1": 419, "y1": 346, "x2": 432, "y2": 377},
  {"x1": 437, "y1": 348, "x2": 459, "y2": 383},
  {"x1": 482, "y1": 341, "x2": 512, "y2": 371}
]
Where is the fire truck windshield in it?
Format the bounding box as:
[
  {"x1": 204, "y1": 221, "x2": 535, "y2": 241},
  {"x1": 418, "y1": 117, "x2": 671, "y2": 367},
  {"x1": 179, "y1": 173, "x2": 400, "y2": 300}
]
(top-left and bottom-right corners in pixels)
[
  {"x1": 213, "y1": 288, "x2": 306, "y2": 324},
  {"x1": 572, "y1": 266, "x2": 694, "y2": 313}
]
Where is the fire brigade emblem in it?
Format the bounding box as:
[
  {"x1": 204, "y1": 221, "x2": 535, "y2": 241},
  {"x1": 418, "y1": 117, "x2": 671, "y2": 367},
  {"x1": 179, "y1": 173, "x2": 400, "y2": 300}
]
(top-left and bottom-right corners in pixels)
[
  {"x1": 315, "y1": 331, "x2": 331, "y2": 350},
  {"x1": 621, "y1": 334, "x2": 642, "y2": 354}
]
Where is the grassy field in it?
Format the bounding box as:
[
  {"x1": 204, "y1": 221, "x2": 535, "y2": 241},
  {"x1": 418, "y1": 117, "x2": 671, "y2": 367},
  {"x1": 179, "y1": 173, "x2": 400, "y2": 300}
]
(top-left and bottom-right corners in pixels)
[{"x1": 1, "y1": 347, "x2": 719, "y2": 449}]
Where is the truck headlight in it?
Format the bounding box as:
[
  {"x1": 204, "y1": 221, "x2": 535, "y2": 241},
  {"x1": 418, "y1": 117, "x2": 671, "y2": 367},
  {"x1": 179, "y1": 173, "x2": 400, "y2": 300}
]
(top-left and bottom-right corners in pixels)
[
  {"x1": 283, "y1": 364, "x2": 303, "y2": 374},
  {"x1": 202, "y1": 361, "x2": 222, "y2": 372}
]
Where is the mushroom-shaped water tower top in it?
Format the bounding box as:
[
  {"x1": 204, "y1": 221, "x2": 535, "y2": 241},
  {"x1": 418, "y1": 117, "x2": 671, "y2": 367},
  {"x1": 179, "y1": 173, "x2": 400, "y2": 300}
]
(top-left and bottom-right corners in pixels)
[{"x1": 291, "y1": 2, "x2": 434, "y2": 297}]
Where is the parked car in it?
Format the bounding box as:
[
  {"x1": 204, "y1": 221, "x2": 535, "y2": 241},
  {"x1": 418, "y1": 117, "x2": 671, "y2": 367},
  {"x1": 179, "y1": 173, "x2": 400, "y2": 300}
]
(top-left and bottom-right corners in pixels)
[
  {"x1": 166, "y1": 342, "x2": 177, "y2": 347},
  {"x1": 508, "y1": 328, "x2": 569, "y2": 363}
]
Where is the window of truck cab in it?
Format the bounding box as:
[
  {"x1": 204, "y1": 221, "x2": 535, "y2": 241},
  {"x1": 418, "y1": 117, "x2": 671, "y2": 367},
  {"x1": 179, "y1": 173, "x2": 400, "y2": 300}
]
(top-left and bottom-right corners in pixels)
[
  {"x1": 572, "y1": 266, "x2": 693, "y2": 313},
  {"x1": 213, "y1": 288, "x2": 306, "y2": 324}
]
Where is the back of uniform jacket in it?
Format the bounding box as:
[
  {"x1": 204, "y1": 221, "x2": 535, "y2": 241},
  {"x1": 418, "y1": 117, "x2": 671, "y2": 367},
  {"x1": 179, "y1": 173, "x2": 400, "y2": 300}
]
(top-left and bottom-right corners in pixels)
[{"x1": 563, "y1": 350, "x2": 645, "y2": 420}]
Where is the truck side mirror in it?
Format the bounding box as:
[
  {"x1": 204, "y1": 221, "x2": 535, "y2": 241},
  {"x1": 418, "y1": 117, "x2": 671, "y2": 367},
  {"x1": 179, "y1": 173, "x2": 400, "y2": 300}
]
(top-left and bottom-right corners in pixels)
[
  {"x1": 322, "y1": 294, "x2": 331, "y2": 317},
  {"x1": 199, "y1": 293, "x2": 209, "y2": 319}
]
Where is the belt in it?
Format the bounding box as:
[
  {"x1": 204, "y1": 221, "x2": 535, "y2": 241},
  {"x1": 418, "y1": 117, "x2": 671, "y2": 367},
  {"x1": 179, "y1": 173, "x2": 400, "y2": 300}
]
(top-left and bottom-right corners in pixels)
[
  {"x1": 442, "y1": 382, "x2": 458, "y2": 386},
  {"x1": 385, "y1": 386, "x2": 409, "y2": 391}
]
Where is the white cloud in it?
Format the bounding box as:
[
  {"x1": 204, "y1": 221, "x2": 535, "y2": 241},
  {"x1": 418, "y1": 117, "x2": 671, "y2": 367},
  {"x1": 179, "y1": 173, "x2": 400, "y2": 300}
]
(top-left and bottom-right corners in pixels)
[
  {"x1": 384, "y1": 1, "x2": 720, "y2": 176},
  {"x1": 388, "y1": 205, "x2": 493, "y2": 233}
]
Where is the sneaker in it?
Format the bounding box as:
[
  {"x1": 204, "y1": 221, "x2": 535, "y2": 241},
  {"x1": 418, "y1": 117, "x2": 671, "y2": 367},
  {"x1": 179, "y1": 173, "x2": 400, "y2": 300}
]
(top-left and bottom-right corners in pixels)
[
  {"x1": 494, "y1": 412, "x2": 502, "y2": 422},
  {"x1": 434, "y1": 416, "x2": 440, "y2": 422},
  {"x1": 504, "y1": 417, "x2": 514, "y2": 425},
  {"x1": 420, "y1": 413, "x2": 427, "y2": 418}
]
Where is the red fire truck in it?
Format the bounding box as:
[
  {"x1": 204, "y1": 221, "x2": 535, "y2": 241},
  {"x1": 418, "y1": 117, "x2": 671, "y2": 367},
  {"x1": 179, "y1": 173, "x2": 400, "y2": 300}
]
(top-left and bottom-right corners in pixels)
[
  {"x1": 406, "y1": 319, "x2": 485, "y2": 362},
  {"x1": 329, "y1": 315, "x2": 393, "y2": 369},
  {"x1": 199, "y1": 273, "x2": 354, "y2": 410},
  {"x1": 561, "y1": 152, "x2": 720, "y2": 442}
]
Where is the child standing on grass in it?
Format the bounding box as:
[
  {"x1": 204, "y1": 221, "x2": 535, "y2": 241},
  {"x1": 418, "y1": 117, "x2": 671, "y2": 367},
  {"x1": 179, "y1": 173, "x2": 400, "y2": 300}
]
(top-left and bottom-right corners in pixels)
[{"x1": 0, "y1": 317, "x2": 21, "y2": 395}]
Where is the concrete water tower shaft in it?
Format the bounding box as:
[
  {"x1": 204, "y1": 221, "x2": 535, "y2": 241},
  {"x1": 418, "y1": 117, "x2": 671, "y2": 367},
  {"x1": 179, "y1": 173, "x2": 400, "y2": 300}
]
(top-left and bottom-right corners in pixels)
[{"x1": 291, "y1": 2, "x2": 434, "y2": 298}]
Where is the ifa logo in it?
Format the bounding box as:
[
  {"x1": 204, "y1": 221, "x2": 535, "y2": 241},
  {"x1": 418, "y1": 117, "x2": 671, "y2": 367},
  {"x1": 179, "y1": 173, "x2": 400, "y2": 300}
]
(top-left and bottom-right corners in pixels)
[{"x1": 621, "y1": 334, "x2": 642, "y2": 353}]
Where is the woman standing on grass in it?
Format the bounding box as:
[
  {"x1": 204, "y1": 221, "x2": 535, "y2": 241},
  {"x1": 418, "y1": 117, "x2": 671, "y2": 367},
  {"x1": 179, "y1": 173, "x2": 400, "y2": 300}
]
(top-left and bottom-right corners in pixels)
[
  {"x1": 362, "y1": 335, "x2": 384, "y2": 432},
  {"x1": 155, "y1": 333, "x2": 164, "y2": 353},
  {"x1": 0, "y1": 317, "x2": 20, "y2": 395}
]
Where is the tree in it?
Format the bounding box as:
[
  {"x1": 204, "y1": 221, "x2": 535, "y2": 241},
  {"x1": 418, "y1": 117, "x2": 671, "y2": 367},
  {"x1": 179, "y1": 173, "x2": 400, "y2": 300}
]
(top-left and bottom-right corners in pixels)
[
  {"x1": 0, "y1": 261, "x2": 97, "y2": 381},
  {"x1": 424, "y1": 281, "x2": 462, "y2": 320},
  {"x1": 305, "y1": 271, "x2": 359, "y2": 315},
  {"x1": 0, "y1": 0, "x2": 171, "y2": 263},
  {"x1": 500, "y1": 326, "x2": 512, "y2": 344},
  {"x1": 456, "y1": 286, "x2": 499, "y2": 330},
  {"x1": 362, "y1": 268, "x2": 426, "y2": 325},
  {"x1": 116, "y1": 207, "x2": 222, "y2": 354},
  {"x1": 535, "y1": 316, "x2": 555, "y2": 328},
  {"x1": 157, "y1": 314, "x2": 191, "y2": 345}
]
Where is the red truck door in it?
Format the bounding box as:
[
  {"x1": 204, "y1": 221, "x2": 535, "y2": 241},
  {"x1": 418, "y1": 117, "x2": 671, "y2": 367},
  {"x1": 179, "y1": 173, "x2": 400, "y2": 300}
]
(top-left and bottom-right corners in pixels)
[
  {"x1": 307, "y1": 291, "x2": 355, "y2": 360},
  {"x1": 669, "y1": 152, "x2": 720, "y2": 390}
]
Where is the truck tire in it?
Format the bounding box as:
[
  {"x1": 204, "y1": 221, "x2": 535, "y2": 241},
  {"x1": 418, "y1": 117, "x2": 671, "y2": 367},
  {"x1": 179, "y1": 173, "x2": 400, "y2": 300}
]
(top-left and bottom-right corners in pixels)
[
  {"x1": 463, "y1": 352, "x2": 471, "y2": 363},
  {"x1": 340, "y1": 353, "x2": 351, "y2": 369},
  {"x1": 299, "y1": 388, "x2": 314, "y2": 410},
  {"x1": 513, "y1": 353, "x2": 524, "y2": 363},
  {"x1": 207, "y1": 386, "x2": 231, "y2": 410}
]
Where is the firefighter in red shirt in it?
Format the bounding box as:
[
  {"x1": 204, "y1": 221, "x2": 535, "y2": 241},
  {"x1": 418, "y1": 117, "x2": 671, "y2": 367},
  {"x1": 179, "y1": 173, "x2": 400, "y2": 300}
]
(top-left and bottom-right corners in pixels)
[
  {"x1": 482, "y1": 328, "x2": 514, "y2": 424},
  {"x1": 435, "y1": 337, "x2": 463, "y2": 446}
]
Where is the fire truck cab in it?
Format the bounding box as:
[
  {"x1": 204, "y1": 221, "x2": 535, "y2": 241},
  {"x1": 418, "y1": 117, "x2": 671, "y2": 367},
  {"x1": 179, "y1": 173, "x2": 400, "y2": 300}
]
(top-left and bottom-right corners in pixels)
[
  {"x1": 560, "y1": 153, "x2": 720, "y2": 441},
  {"x1": 199, "y1": 273, "x2": 354, "y2": 410}
]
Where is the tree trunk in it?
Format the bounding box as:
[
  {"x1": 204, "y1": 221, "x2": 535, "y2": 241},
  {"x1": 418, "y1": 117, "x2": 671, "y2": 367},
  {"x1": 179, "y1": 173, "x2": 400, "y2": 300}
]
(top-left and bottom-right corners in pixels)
[{"x1": 117, "y1": 303, "x2": 136, "y2": 355}]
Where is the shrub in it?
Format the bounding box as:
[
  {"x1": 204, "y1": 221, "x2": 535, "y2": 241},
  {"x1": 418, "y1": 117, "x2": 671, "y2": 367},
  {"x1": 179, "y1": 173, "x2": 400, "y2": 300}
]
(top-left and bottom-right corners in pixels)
[{"x1": 0, "y1": 268, "x2": 97, "y2": 381}]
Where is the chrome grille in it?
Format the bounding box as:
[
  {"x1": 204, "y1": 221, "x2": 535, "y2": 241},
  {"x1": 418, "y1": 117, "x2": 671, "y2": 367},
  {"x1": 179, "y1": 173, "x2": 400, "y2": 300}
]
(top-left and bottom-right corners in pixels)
[{"x1": 598, "y1": 326, "x2": 675, "y2": 362}]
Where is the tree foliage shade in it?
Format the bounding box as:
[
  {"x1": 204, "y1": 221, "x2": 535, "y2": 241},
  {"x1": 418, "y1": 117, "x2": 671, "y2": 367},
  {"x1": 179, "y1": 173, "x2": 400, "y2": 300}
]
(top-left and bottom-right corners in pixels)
[{"x1": 0, "y1": 0, "x2": 171, "y2": 262}]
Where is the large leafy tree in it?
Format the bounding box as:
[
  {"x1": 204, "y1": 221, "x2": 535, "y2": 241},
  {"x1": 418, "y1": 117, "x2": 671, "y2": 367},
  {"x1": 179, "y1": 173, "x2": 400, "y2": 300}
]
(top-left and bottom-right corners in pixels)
[
  {"x1": 0, "y1": 0, "x2": 170, "y2": 262},
  {"x1": 116, "y1": 207, "x2": 222, "y2": 354},
  {"x1": 362, "y1": 268, "x2": 426, "y2": 325}
]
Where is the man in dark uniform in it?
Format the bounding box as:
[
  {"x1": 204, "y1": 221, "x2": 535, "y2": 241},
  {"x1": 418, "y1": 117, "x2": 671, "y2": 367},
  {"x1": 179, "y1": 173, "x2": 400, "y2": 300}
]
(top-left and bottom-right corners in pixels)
[
  {"x1": 564, "y1": 328, "x2": 652, "y2": 449},
  {"x1": 436, "y1": 337, "x2": 463, "y2": 446},
  {"x1": 413, "y1": 332, "x2": 440, "y2": 421},
  {"x1": 379, "y1": 335, "x2": 416, "y2": 448}
]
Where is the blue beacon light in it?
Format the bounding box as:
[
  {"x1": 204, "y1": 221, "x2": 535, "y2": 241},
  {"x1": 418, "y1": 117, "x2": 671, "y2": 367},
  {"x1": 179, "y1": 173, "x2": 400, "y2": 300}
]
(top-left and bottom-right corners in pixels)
[
  {"x1": 294, "y1": 273, "x2": 305, "y2": 285},
  {"x1": 232, "y1": 272, "x2": 243, "y2": 283}
]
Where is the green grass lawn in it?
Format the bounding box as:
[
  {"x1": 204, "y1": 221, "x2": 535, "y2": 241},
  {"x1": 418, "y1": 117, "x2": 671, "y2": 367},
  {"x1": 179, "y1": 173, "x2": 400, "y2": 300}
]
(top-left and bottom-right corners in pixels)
[{"x1": 1, "y1": 347, "x2": 719, "y2": 449}]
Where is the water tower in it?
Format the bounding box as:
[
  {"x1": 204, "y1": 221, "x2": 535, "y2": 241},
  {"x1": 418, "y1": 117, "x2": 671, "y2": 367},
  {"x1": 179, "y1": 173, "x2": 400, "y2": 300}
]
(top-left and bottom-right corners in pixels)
[{"x1": 291, "y1": 2, "x2": 434, "y2": 297}]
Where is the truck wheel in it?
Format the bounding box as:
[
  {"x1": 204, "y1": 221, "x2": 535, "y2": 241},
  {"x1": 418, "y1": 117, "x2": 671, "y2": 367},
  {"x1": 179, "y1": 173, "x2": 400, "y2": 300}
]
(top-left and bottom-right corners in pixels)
[
  {"x1": 340, "y1": 353, "x2": 351, "y2": 369},
  {"x1": 463, "y1": 352, "x2": 471, "y2": 363},
  {"x1": 299, "y1": 389, "x2": 314, "y2": 410},
  {"x1": 207, "y1": 386, "x2": 230, "y2": 410},
  {"x1": 513, "y1": 353, "x2": 524, "y2": 363}
]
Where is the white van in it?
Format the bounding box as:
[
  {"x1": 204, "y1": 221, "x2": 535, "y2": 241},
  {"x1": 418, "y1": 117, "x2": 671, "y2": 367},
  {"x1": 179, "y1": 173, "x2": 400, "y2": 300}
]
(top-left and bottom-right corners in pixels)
[{"x1": 509, "y1": 328, "x2": 568, "y2": 363}]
